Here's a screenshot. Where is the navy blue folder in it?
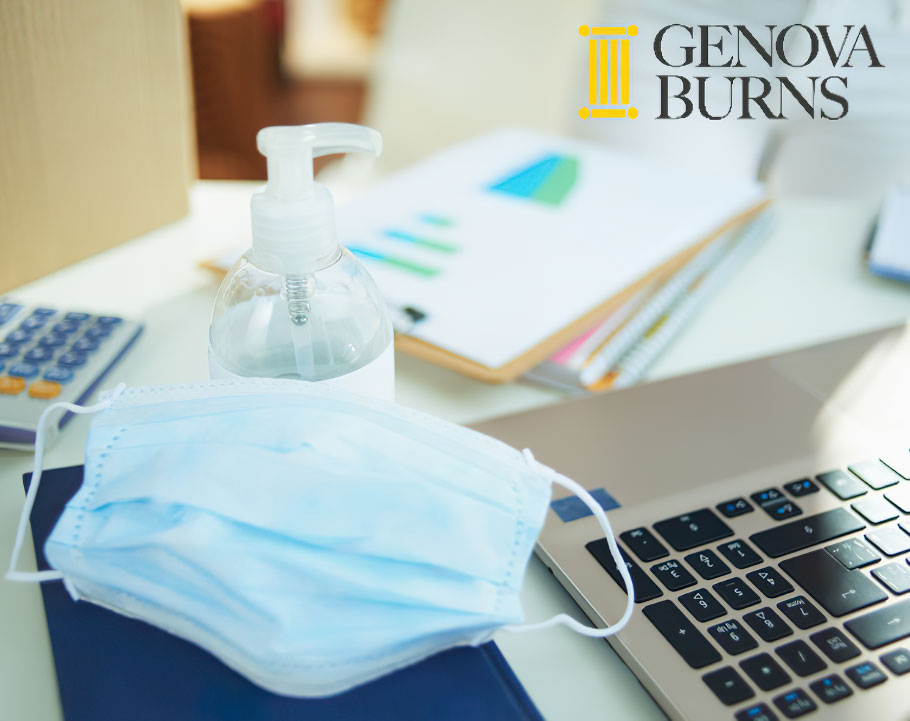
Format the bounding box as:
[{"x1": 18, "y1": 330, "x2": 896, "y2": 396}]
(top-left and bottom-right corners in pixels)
[{"x1": 25, "y1": 466, "x2": 543, "y2": 721}]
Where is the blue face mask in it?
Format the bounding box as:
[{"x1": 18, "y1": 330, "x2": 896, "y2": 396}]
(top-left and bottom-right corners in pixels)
[{"x1": 7, "y1": 379, "x2": 633, "y2": 697}]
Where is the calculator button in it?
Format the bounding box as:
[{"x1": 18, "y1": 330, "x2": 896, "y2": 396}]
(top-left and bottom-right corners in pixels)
[
  {"x1": 784, "y1": 479, "x2": 818, "y2": 497},
  {"x1": 772, "y1": 688, "x2": 816, "y2": 718},
  {"x1": 849, "y1": 460, "x2": 901, "y2": 490},
  {"x1": 20, "y1": 316, "x2": 46, "y2": 331},
  {"x1": 817, "y1": 469, "x2": 867, "y2": 500},
  {"x1": 650, "y1": 559, "x2": 696, "y2": 591},
  {"x1": 809, "y1": 627, "x2": 861, "y2": 663},
  {"x1": 762, "y1": 499, "x2": 802, "y2": 521},
  {"x1": 619, "y1": 527, "x2": 668, "y2": 562},
  {"x1": 746, "y1": 567, "x2": 794, "y2": 598},
  {"x1": 718, "y1": 539, "x2": 763, "y2": 569},
  {"x1": 684, "y1": 549, "x2": 731, "y2": 580},
  {"x1": 642, "y1": 600, "x2": 721, "y2": 669},
  {"x1": 713, "y1": 577, "x2": 761, "y2": 610},
  {"x1": 845, "y1": 661, "x2": 887, "y2": 688},
  {"x1": 586, "y1": 541, "x2": 663, "y2": 603},
  {"x1": 97, "y1": 315, "x2": 123, "y2": 326},
  {"x1": 8, "y1": 363, "x2": 39, "y2": 379},
  {"x1": 52, "y1": 321, "x2": 80, "y2": 334},
  {"x1": 64, "y1": 312, "x2": 90, "y2": 322},
  {"x1": 23, "y1": 347, "x2": 53, "y2": 363},
  {"x1": 718, "y1": 497, "x2": 753, "y2": 518},
  {"x1": 85, "y1": 324, "x2": 111, "y2": 340},
  {"x1": 702, "y1": 666, "x2": 754, "y2": 706},
  {"x1": 39, "y1": 334, "x2": 67, "y2": 347},
  {"x1": 779, "y1": 548, "x2": 887, "y2": 617},
  {"x1": 71, "y1": 337, "x2": 100, "y2": 353},
  {"x1": 865, "y1": 525, "x2": 910, "y2": 556},
  {"x1": 708, "y1": 619, "x2": 758, "y2": 655},
  {"x1": 5, "y1": 329, "x2": 32, "y2": 344},
  {"x1": 735, "y1": 702, "x2": 778, "y2": 721},
  {"x1": 777, "y1": 596, "x2": 826, "y2": 630},
  {"x1": 743, "y1": 607, "x2": 793, "y2": 642},
  {"x1": 879, "y1": 647, "x2": 910, "y2": 675},
  {"x1": 43, "y1": 366, "x2": 74, "y2": 384},
  {"x1": 28, "y1": 381, "x2": 61, "y2": 400},
  {"x1": 58, "y1": 352, "x2": 87, "y2": 367},
  {"x1": 775, "y1": 640, "x2": 827, "y2": 677},
  {"x1": 0, "y1": 303, "x2": 23, "y2": 324},
  {"x1": 740, "y1": 652, "x2": 791, "y2": 691},
  {"x1": 871, "y1": 561, "x2": 910, "y2": 594},
  {"x1": 851, "y1": 495, "x2": 900, "y2": 525},
  {"x1": 0, "y1": 376, "x2": 26, "y2": 395},
  {"x1": 678, "y1": 588, "x2": 726, "y2": 622},
  {"x1": 0, "y1": 343, "x2": 18, "y2": 358},
  {"x1": 809, "y1": 674, "x2": 852, "y2": 704},
  {"x1": 653, "y1": 508, "x2": 732, "y2": 551}
]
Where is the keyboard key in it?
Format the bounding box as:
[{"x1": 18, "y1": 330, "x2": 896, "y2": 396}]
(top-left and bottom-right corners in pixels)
[
  {"x1": 784, "y1": 479, "x2": 818, "y2": 497},
  {"x1": 52, "y1": 321, "x2": 80, "y2": 334},
  {"x1": 743, "y1": 607, "x2": 793, "y2": 642},
  {"x1": 71, "y1": 337, "x2": 100, "y2": 353},
  {"x1": 751, "y1": 488, "x2": 785, "y2": 505},
  {"x1": 650, "y1": 559, "x2": 696, "y2": 591},
  {"x1": 97, "y1": 315, "x2": 122, "y2": 325},
  {"x1": 43, "y1": 366, "x2": 74, "y2": 384},
  {"x1": 714, "y1": 577, "x2": 761, "y2": 610},
  {"x1": 780, "y1": 549, "x2": 887, "y2": 617},
  {"x1": 642, "y1": 600, "x2": 721, "y2": 669},
  {"x1": 8, "y1": 362, "x2": 38, "y2": 379},
  {"x1": 865, "y1": 525, "x2": 910, "y2": 556},
  {"x1": 718, "y1": 497, "x2": 753, "y2": 518},
  {"x1": 0, "y1": 302, "x2": 23, "y2": 324},
  {"x1": 809, "y1": 674, "x2": 852, "y2": 704},
  {"x1": 776, "y1": 640, "x2": 827, "y2": 677},
  {"x1": 619, "y1": 528, "x2": 668, "y2": 562},
  {"x1": 64, "y1": 312, "x2": 90, "y2": 322},
  {"x1": 871, "y1": 561, "x2": 910, "y2": 594},
  {"x1": 750, "y1": 508, "x2": 865, "y2": 558},
  {"x1": 57, "y1": 352, "x2": 87, "y2": 367},
  {"x1": 0, "y1": 343, "x2": 18, "y2": 358},
  {"x1": 879, "y1": 647, "x2": 910, "y2": 675},
  {"x1": 20, "y1": 316, "x2": 46, "y2": 331},
  {"x1": 884, "y1": 485, "x2": 910, "y2": 513},
  {"x1": 31, "y1": 307, "x2": 56, "y2": 316},
  {"x1": 747, "y1": 567, "x2": 794, "y2": 598},
  {"x1": 702, "y1": 666, "x2": 754, "y2": 706},
  {"x1": 718, "y1": 539, "x2": 763, "y2": 569},
  {"x1": 653, "y1": 508, "x2": 732, "y2": 551},
  {"x1": 844, "y1": 597, "x2": 910, "y2": 649},
  {"x1": 817, "y1": 469, "x2": 867, "y2": 500},
  {"x1": 809, "y1": 627, "x2": 861, "y2": 663},
  {"x1": 777, "y1": 596, "x2": 826, "y2": 629},
  {"x1": 28, "y1": 380, "x2": 61, "y2": 400},
  {"x1": 85, "y1": 324, "x2": 112, "y2": 339},
  {"x1": 709, "y1": 619, "x2": 759, "y2": 655},
  {"x1": 882, "y1": 453, "x2": 910, "y2": 480},
  {"x1": 740, "y1": 653, "x2": 791, "y2": 691},
  {"x1": 5, "y1": 329, "x2": 32, "y2": 344},
  {"x1": 762, "y1": 499, "x2": 802, "y2": 521},
  {"x1": 845, "y1": 661, "x2": 887, "y2": 689},
  {"x1": 852, "y1": 495, "x2": 900, "y2": 525},
  {"x1": 38, "y1": 333, "x2": 67, "y2": 347},
  {"x1": 735, "y1": 702, "x2": 778, "y2": 721},
  {"x1": 772, "y1": 688, "x2": 817, "y2": 718},
  {"x1": 684, "y1": 549, "x2": 730, "y2": 580},
  {"x1": 825, "y1": 537, "x2": 880, "y2": 569},
  {"x1": 23, "y1": 347, "x2": 53, "y2": 363},
  {"x1": 849, "y1": 460, "x2": 901, "y2": 490},
  {"x1": 678, "y1": 588, "x2": 726, "y2": 622},
  {"x1": 586, "y1": 541, "x2": 662, "y2": 603},
  {"x1": 0, "y1": 376, "x2": 26, "y2": 395}
]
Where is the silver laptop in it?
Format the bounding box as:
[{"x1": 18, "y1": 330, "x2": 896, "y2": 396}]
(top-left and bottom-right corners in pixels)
[{"x1": 472, "y1": 324, "x2": 910, "y2": 721}]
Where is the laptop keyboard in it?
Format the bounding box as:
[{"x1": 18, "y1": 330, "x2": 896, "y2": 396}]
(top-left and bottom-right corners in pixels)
[{"x1": 587, "y1": 456, "x2": 910, "y2": 719}]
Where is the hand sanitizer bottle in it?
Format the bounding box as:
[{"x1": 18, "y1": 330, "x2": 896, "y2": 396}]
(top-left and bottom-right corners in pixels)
[{"x1": 209, "y1": 123, "x2": 394, "y2": 400}]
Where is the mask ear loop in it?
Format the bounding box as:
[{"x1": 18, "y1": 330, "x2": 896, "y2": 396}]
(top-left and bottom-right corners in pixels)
[
  {"x1": 6, "y1": 383, "x2": 127, "y2": 583},
  {"x1": 502, "y1": 449, "x2": 636, "y2": 638}
]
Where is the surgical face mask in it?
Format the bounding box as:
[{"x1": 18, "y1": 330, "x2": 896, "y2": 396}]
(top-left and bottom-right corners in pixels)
[{"x1": 7, "y1": 379, "x2": 634, "y2": 697}]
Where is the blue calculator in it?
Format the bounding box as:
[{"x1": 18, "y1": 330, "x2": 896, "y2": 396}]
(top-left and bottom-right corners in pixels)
[{"x1": 0, "y1": 300, "x2": 142, "y2": 450}]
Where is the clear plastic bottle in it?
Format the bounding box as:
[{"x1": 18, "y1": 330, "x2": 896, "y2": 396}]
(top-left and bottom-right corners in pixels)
[{"x1": 208, "y1": 123, "x2": 394, "y2": 400}]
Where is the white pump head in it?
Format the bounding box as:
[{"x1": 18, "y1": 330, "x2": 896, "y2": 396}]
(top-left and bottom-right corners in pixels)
[{"x1": 250, "y1": 123, "x2": 382, "y2": 274}]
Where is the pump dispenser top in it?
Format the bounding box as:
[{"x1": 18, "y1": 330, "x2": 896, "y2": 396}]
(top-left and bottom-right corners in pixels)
[{"x1": 251, "y1": 123, "x2": 382, "y2": 275}]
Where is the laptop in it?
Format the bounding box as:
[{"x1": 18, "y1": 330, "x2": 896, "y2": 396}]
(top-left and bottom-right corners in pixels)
[{"x1": 471, "y1": 324, "x2": 910, "y2": 721}]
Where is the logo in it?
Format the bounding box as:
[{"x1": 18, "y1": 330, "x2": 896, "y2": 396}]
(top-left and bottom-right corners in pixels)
[{"x1": 578, "y1": 25, "x2": 638, "y2": 120}]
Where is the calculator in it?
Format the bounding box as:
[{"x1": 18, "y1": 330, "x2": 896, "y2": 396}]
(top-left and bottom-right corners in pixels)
[{"x1": 0, "y1": 300, "x2": 143, "y2": 450}]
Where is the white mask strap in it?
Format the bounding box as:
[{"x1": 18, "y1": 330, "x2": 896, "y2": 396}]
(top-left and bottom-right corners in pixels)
[
  {"x1": 502, "y1": 449, "x2": 635, "y2": 638},
  {"x1": 6, "y1": 383, "x2": 126, "y2": 583}
]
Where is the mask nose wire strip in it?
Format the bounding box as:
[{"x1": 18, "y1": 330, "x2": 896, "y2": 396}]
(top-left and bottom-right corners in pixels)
[
  {"x1": 502, "y1": 449, "x2": 636, "y2": 638},
  {"x1": 6, "y1": 383, "x2": 127, "y2": 583}
]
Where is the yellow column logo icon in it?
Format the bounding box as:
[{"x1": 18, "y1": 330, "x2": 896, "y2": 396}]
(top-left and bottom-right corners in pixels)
[{"x1": 579, "y1": 25, "x2": 638, "y2": 119}]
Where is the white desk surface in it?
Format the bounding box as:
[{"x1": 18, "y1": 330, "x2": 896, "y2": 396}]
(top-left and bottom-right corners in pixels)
[{"x1": 2, "y1": 181, "x2": 909, "y2": 720}]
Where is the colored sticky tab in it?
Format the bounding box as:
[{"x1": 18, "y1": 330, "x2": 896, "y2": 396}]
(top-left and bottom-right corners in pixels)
[{"x1": 550, "y1": 487, "x2": 620, "y2": 522}]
